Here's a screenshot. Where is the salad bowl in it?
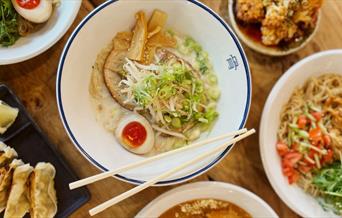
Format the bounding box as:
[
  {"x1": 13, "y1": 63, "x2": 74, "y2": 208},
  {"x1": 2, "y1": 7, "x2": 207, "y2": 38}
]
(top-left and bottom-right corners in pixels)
[{"x1": 260, "y1": 50, "x2": 342, "y2": 217}]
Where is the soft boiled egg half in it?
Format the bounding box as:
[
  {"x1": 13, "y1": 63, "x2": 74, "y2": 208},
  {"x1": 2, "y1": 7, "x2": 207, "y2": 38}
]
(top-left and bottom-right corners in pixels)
[
  {"x1": 115, "y1": 113, "x2": 155, "y2": 155},
  {"x1": 11, "y1": 0, "x2": 53, "y2": 23}
]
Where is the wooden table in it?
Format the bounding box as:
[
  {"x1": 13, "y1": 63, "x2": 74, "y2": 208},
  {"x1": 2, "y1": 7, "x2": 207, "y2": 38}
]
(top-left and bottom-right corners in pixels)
[{"x1": 1, "y1": 0, "x2": 342, "y2": 217}]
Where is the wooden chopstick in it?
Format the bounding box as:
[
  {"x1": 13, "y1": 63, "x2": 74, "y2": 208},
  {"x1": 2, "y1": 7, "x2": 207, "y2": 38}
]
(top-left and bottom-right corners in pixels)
[
  {"x1": 69, "y1": 128, "x2": 247, "y2": 190},
  {"x1": 89, "y1": 129, "x2": 255, "y2": 216}
]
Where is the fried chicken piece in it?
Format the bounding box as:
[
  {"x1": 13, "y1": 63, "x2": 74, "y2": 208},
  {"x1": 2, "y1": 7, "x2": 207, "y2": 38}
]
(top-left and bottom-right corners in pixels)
[
  {"x1": 302, "y1": 0, "x2": 323, "y2": 10},
  {"x1": 293, "y1": 0, "x2": 323, "y2": 28},
  {"x1": 235, "y1": 0, "x2": 265, "y2": 23},
  {"x1": 261, "y1": 3, "x2": 298, "y2": 45}
]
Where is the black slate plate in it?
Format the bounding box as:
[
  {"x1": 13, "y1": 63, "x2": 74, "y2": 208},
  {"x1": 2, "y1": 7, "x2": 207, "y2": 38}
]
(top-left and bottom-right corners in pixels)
[{"x1": 0, "y1": 84, "x2": 90, "y2": 218}]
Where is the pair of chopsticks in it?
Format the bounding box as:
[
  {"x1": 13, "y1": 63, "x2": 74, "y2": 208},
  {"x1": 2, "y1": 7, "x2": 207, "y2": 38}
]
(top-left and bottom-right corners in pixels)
[{"x1": 69, "y1": 128, "x2": 255, "y2": 216}]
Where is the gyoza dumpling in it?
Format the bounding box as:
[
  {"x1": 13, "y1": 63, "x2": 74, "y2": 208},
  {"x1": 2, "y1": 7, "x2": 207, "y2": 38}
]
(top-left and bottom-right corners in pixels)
[
  {"x1": 30, "y1": 162, "x2": 57, "y2": 218},
  {"x1": 0, "y1": 159, "x2": 24, "y2": 212},
  {"x1": 4, "y1": 164, "x2": 33, "y2": 218},
  {"x1": 0, "y1": 142, "x2": 17, "y2": 167}
]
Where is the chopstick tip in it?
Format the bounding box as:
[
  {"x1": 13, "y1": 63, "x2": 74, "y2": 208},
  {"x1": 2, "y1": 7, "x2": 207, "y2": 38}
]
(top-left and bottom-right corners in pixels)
[
  {"x1": 89, "y1": 209, "x2": 95, "y2": 216},
  {"x1": 69, "y1": 183, "x2": 76, "y2": 190}
]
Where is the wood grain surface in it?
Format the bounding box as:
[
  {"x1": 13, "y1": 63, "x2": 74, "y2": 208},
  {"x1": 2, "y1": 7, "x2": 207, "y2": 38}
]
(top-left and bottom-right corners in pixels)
[{"x1": 1, "y1": 0, "x2": 342, "y2": 217}]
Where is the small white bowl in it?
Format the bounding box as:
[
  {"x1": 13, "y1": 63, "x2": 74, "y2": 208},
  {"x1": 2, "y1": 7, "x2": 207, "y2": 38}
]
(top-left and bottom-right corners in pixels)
[
  {"x1": 228, "y1": 0, "x2": 320, "y2": 56},
  {"x1": 0, "y1": 0, "x2": 81, "y2": 65},
  {"x1": 57, "y1": 0, "x2": 251, "y2": 185},
  {"x1": 260, "y1": 49, "x2": 342, "y2": 217},
  {"x1": 136, "y1": 181, "x2": 278, "y2": 217}
]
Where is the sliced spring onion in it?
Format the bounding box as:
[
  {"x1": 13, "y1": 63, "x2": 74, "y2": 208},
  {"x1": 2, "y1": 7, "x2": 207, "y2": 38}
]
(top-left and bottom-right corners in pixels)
[
  {"x1": 164, "y1": 115, "x2": 172, "y2": 123},
  {"x1": 198, "y1": 118, "x2": 208, "y2": 123},
  {"x1": 289, "y1": 123, "x2": 299, "y2": 130},
  {"x1": 308, "y1": 102, "x2": 322, "y2": 112},
  {"x1": 171, "y1": 118, "x2": 182, "y2": 128},
  {"x1": 324, "y1": 191, "x2": 342, "y2": 198},
  {"x1": 305, "y1": 111, "x2": 316, "y2": 122},
  {"x1": 298, "y1": 130, "x2": 309, "y2": 139}
]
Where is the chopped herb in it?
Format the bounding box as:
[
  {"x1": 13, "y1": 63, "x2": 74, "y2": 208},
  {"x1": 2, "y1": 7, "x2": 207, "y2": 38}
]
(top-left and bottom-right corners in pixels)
[{"x1": 0, "y1": 0, "x2": 20, "y2": 46}]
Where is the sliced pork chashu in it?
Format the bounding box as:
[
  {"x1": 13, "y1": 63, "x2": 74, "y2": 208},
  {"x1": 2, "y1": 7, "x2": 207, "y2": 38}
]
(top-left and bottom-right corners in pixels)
[
  {"x1": 103, "y1": 47, "x2": 201, "y2": 111},
  {"x1": 103, "y1": 32, "x2": 136, "y2": 111}
]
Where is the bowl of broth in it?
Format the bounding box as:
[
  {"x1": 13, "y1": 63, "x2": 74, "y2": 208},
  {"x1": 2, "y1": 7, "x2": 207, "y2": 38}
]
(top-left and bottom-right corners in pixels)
[
  {"x1": 57, "y1": 0, "x2": 251, "y2": 186},
  {"x1": 136, "y1": 181, "x2": 278, "y2": 217}
]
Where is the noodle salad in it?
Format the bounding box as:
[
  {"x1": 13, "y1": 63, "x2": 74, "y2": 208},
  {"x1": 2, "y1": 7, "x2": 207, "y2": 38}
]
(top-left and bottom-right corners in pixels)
[{"x1": 277, "y1": 74, "x2": 342, "y2": 215}]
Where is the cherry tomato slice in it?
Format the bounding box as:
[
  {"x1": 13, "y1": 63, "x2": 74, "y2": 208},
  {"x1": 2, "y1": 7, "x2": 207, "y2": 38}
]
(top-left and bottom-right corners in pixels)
[
  {"x1": 282, "y1": 166, "x2": 294, "y2": 177},
  {"x1": 282, "y1": 152, "x2": 302, "y2": 167},
  {"x1": 323, "y1": 135, "x2": 331, "y2": 147},
  {"x1": 288, "y1": 171, "x2": 300, "y2": 184},
  {"x1": 323, "y1": 149, "x2": 334, "y2": 164},
  {"x1": 16, "y1": 0, "x2": 40, "y2": 9},
  {"x1": 297, "y1": 115, "x2": 307, "y2": 129},
  {"x1": 311, "y1": 112, "x2": 322, "y2": 121},
  {"x1": 276, "y1": 142, "x2": 289, "y2": 157},
  {"x1": 309, "y1": 127, "x2": 322, "y2": 142}
]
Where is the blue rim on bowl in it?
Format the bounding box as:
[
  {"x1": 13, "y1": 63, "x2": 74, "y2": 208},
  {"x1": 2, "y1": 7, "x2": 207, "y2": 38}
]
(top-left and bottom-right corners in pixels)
[{"x1": 56, "y1": 0, "x2": 252, "y2": 185}]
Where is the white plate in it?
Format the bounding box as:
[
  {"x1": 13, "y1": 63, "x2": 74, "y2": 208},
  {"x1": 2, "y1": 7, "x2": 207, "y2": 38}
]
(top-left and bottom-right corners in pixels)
[
  {"x1": 0, "y1": 0, "x2": 81, "y2": 65},
  {"x1": 260, "y1": 49, "x2": 342, "y2": 217},
  {"x1": 136, "y1": 181, "x2": 278, "y2": 217},
  {"x1": 57, "y1": 0, "x2": 251, "y2": 185}
]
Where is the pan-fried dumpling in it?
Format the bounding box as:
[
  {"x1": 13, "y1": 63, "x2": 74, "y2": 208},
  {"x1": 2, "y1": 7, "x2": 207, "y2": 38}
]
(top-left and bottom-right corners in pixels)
[
  {"x1": 0, "y1": 159, "x2": 24, "y2": 212},
  {"x1": 4, "y1": 164, "x2": 33, "y2": 218},
  {"x1": 29, "y1": 162, "x2": 57, "y2": 218},
  {"x1": 0, "y1": 142, "x2": 18, "y2": 167}
]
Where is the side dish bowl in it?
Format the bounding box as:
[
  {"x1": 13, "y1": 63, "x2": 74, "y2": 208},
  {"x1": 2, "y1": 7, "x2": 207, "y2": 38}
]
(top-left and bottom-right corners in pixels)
[
  {"x1": 136, "y1": 181, "x2": 278, "y2": 217},
  {"x1": 228, "y1": 0, "x2": 321, "y2": 56},
  {"x1": 260, "y1": 49, "x2": 342, "y2": 217},
  {"x1": 57, "y1": 0, "x2": 251, "y2": 185},
  {"x1": 0, "y1": 0, "x2": 81, "y2": 65}
]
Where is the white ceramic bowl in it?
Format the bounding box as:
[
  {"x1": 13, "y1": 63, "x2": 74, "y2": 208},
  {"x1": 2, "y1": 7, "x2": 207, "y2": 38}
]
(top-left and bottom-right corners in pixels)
[
  {"x1": 260, "y1": 49, "x2": 342, "y2": 217},
  {"x1": 0, "y1": 0, "x2": 81, "y2": 65},
  {"x1": 228, "y1": 0, "x2": 320, "y2": 56},
  {"x1": 136, "y1": 181, "x2": 278, "y2": 217},
  {"x1": 57, "y1": 0, "x2": 251, "y2": 186}
]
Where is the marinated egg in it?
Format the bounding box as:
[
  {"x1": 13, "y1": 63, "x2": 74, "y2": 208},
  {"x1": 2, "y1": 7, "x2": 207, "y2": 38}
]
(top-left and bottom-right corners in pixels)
[
  {"x1": 115, "y1": 114, "x2": 155, "y2": 154},
  {"x1": 11, "y1": 0, "x2": 53, "y2": 23}
]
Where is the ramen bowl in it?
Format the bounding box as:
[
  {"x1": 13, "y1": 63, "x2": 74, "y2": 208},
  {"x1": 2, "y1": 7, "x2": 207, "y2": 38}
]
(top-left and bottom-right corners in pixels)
[
  {"x1": 57, "y1": 0, "x2": 251, "y2": 185},
  {"x1": 260, "y1": 50, "x2": 342, "y2": 217},
  {"x1": 136, "y1": 182, "x2": 278, "y2": 217},
  {"x1": 228, "y1": 0, "x2": 321, "y2": 56}
]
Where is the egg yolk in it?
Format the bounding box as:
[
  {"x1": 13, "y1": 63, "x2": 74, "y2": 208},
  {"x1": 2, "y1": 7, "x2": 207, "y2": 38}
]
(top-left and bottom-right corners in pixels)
[
  {"x1": 122, "y1": 121, "x2": 147, "y2": 148},
  {"x1": 16, "y1": 0, "x2": 40, "y2": 9}
]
